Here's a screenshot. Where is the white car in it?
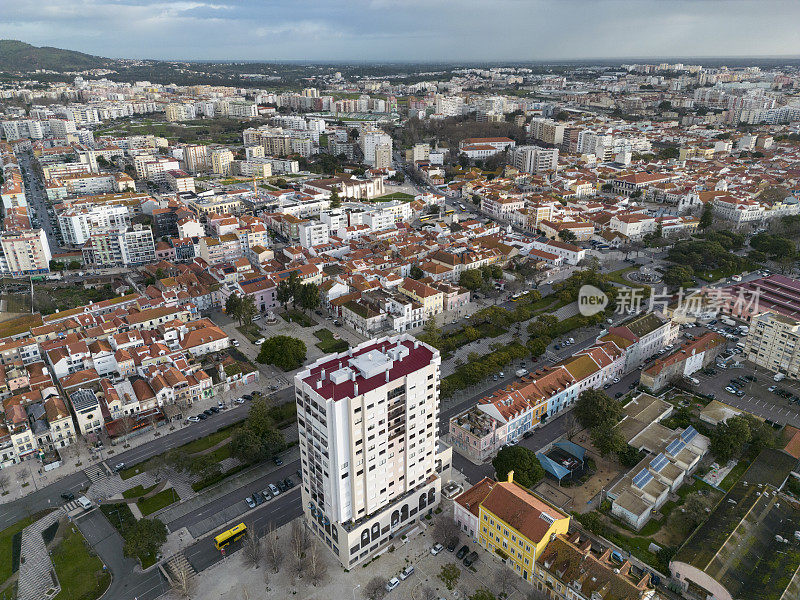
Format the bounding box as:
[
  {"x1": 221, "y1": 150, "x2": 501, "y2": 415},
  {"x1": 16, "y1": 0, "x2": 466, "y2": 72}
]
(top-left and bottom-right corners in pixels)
[
  {"x1": 613, "y1": 377, "x2": 620, "y2": 384},
  {"x1": 231, "y1": 339, "x2": 240, "y2": 347},
  {"x1": 386, "y1": 577, "x2": 400, "y2": 592},
  {"x1": 430, "y1": 543, "x2": 444, "y2": 555},
  {"x1": 186, "y1": 416, "x2": 201, "y2": 423},
  {"x1": 235, "y1": 397, "x2": 246, "y2": 404},
  {"x1": 399, "y1": 565, "x2": 415, "y2": 580},
  {"x1": 255, "y1": 337, "x2": 266, "y2": 346},
  {"x1": 268, "y1": 483, "x2": 280, "y2": 497}
]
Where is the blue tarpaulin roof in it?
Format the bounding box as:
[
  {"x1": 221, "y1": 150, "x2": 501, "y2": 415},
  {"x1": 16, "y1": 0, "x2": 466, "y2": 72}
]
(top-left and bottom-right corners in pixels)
[
  {"x1": 554, "y1": 440, "x2": 586, "y2": 461},
  {"x1": 537, "y1": 451, "x2": 571, "y2": 480}
]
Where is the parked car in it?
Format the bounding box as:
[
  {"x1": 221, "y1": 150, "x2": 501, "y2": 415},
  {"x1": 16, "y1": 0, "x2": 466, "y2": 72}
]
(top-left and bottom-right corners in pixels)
[
  {"x1": 246, "y1": 496, "x2": 257, "y2": 509},
  {"x1": 204, "y1": 409, "x2": 214, "y2": 416},
  {"x1": 231, "y1": 339, "x2": 240, "y2": 347},
  {"x1": 768, "y1": 385, "x2": 778, "y2": 393},
  {"x1": 274, "y1": 456, "x2": 283, "y2": 466},
  {"x1": 210, "y1": 406, "x2": 220, "y2": 413},
  {"x1": 385, "y1": 577, "x2": 400, "y2": 592},
  {"x1": 235, "y1": 397, "x2": 246, "y2": 404},
  {"x1": 254, "y1": 492, "x2": 265, "y2": 506},
  {"x1": 430, "y1": 543, "x2": 444, "y2": 555},
  {"x1": 284, "y1": 477, "x2": 294, "y2": 488},
  {"x1": 399, "y1": 565, "x2": 415, "y2": 580},
  {"x1": 446, "y1": 538, "x2": 459, "y2": 553},
  {"x1": 242, "y1": 394, "x2": 253, "y2": 401},
  {"x1": 113, "y1": 462, "x2": 125, "y2": 472},
  {"x1": 187, "y1": 415, "x2": 201, "y2": 423},
  {"x1": 60, "y1": 492, "x2": 75, "y2": 501},
  {"x1": 456, "y1": 545, "x2": 470, "y2": 559},
  {"x1": 463, "y1": 551, "x2": 479, "y2": 567},
  {"x1": 268, "y1": 483, "x2": 280, "y2": 497},
  {"x1": 277, "y1": 480, "x2": 287, "y2": 493},
  {"x1": 198, "y1": 413, "x2": 208, "y2": 420}
]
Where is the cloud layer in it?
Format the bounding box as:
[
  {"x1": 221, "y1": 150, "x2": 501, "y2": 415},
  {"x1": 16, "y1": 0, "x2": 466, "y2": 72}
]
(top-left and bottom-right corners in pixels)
[{"x1": 2, "y1": 0, "x2": 800, "y2": 61}]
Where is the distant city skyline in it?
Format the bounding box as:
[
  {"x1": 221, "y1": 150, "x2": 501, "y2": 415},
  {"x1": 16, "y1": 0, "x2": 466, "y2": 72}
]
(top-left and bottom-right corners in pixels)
[{"x1": 2, "y1": 0, "x2": 800, "y2": 62}]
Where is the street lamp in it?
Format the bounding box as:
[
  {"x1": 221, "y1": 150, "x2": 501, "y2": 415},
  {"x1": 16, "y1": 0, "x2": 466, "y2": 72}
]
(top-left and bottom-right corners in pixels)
[{"x1": 352, "y1": 584, "x2": 360, "y2": 600}]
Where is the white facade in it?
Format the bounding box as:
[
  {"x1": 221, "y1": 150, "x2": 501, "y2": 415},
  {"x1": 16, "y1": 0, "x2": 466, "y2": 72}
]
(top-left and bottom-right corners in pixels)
[{"x1": 295, "y1": 335, "x2": 444, "y2": 568}]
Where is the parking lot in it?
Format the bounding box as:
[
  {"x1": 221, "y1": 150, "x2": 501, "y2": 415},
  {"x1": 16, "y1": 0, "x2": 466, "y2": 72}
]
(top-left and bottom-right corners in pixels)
[{"x1": 693, "y1": 360, "x2": 800, "y2": 428}]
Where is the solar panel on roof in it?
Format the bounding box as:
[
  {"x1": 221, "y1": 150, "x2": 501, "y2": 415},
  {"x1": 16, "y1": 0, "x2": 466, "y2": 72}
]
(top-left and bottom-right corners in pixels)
[
  {"x1": 681, "y1": 426, "x2": 698, "y2": 444},
  {"x1": 650, "y1": 453, "x2": 669, "y2": 472},
  {"x1": 665, "y1": 438, "x2": 686, "y2": 456},
  {"x1": 632, "y1": 469, "x2": 653, "y2": 489}
]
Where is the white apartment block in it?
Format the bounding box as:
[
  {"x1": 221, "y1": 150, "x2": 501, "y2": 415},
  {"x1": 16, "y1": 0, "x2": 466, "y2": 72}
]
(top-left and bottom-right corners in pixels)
[
  {"x1": 511, "y1": 145, "x2": 559, "y2": 174},
  {"x1": 299, "y1": 221, "x2": 330, "y2": 249},
  {"x1": 57, "y1": 203, "x2": 131, "y2": 246},
  {"x1": 434, "y1": 95, "x2": 464, "y2": 117},
  {"x1": 165, "y1": 103, "x2": 196, "y2": 122},
  {"x1": 744, "y1": 312, "x2": 800, "y2": 379},
  {"x1": 360, "y1": 131, "x2": 393, "y2": 168},
  {"x1": 0, "y1": 229, "x2": 52, "y2": 277},
  {"x1": 211, "y1": 148, "x2": 235, "y2": 176},
  {"x1": 183, "y1": 145, "x2": 209, "y2": 174},
  {"x1": 295, "y1": 335, "x2": 448, "y2": 568},
  {"x1": 528, "y1": 118, "x2": 565, "y2": 146}
]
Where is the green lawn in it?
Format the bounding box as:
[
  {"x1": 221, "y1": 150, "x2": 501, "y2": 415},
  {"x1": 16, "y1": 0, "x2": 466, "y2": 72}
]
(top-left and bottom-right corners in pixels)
[
  {"x1": 137, "y1": 488, "x2": 180, "y2": 516},
  {"x1": 52, "y1": 528, "x2": 110, "y2": 600},
  {"x1": 281, "y1": 309, "x2": 316, "y2": 327},
  {"x1": 605, "y1": 266, "x2": 647, "y2": 289},
  {"x1": 122, "y1": 483, "x2": 158, "y2": 499},
  {"x1": 373, "y1": 191, "x2": 415, "y2": 202},
  {"x1": 0, "y1": 513, "x2": 42, "y2": 585},
  {"x1": 314, "y1": 328, "x2": 349, "y2": 353},
  {"x1": 236, "y1": 323, "x2": 261, "y2": 343}
]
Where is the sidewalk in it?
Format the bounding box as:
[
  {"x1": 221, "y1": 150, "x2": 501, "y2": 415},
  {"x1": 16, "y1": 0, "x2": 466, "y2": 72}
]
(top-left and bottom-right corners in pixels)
[{"x1": 0, "y1": 377, "x2": 274, "y2": 505}]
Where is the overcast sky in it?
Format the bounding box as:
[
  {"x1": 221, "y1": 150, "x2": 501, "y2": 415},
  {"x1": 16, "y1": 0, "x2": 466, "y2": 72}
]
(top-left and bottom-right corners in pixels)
[{"x1": 3, "y1": 0, "x2": 800, "y2": 62}]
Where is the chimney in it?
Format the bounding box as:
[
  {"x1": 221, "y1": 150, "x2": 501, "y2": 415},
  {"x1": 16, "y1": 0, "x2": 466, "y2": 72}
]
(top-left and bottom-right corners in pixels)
[
  {"x1": 316, "y1": 380, "x2": 322, "y2": 390},
  {"x1": 385, "y1": 370, "x2": 390, "y2": 382},
  {"x1": 507, "y1": 470, "x2": 514, "y2": 484},
  {"x1": 320, "y1": 368, "x2": 326, "y2": 381},
  {"x1": 354, "y1": 382, "x2": 359, "y2": 395}
]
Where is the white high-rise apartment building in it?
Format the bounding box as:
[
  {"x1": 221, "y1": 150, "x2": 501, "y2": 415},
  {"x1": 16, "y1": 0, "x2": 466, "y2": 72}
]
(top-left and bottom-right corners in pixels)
[
  {"x1": 183, "y1": 145, "x2": 209, "y2": 174},
  {"x1": 511, "y1": 145, "x2": 559, "y2": 174},
  {"x1": 295, "y1": 335, "x2": 449, "y2": 568},
  {"x1": 360, "y1": 131, "x2": 393, "y2": 168},
  {"x1": 434, "y1": 95, "x2": 464, "y2": 117}
]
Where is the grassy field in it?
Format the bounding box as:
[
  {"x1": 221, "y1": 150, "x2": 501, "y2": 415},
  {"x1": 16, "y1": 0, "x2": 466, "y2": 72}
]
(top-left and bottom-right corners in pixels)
[
  {"x1": 137, "y1": 488, "x2": 180, "y2": 516},
  {"x1": 52, "y1": 527, "x2": 111, "y2": 600},
  {"x1": 281, "y1": 309, "x2": 316, "y2": 327},
  {"x1": 1, "y1": 293, "x2": 30, "y2": 313},
  {"x1": 0, "y1": 513, "x2": 43, "y2": 585},
  {"x1": 236, "y1": 323, "x2": 261, "y2": 343},
  {"x1": 314, "y1": 328, "x2": 349, "y2": 353},
  {"x1": 373, "y1": 191, "x2": 415, "y2": 202},
  {"x1": 122, "y1": 483, "x2": 158, "y2": 499}
]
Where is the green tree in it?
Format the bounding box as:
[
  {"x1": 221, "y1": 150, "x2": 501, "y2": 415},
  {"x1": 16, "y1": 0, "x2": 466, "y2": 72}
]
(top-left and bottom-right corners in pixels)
[
  {"x1": 288, "y1": 272, "x2": 302, "y2": 309},
  {"x1": 700, "y1": 202, "x2": 713, "y2": 230},
  {"x1": 659, "y1": 146, "x2": 680, "y2": 159},
  {"x1": 256, "y1": 335, "x2": 307, "y2": 370},
  {"x1": 679, "y1": 493, "x2": 710, "y2": 534},
  {"x1": 664, "y1": 265, "x2": 695, "y2": 287},
  {"x1": 470, "y1": 591, "x2": 497, "y2": 600},
  {"x1": 491, "y1": 445, "x2": 545, "y2": 488},
  {"x1": 225, "y1": 293, "x2": 243, "y2": 323},
  {"x1": 410, "y1": 265, "x2": 424, "y2": 280},
  {"x1": 123, "y1": 518, "x2": 167, "y2": 563},
  {"x1": 438, "y1": 563, "x2": 461, "y2": 591},
  {"x1": 590, "y1": 422, "x2": 625, "y2": 457},
  {"x1": 299, "y1": 283, "x2": 320, "y2": 314},
  {"x1": 230, "y1": 398, "x2": 287, "y2": 463},
  {"x1": 574, "y1": 389, "x2": 623, "y2": 431},
  {"x1": 710, "y1": 414, "x2": 752, "y2": 462},
  {"x1": 459, "y1": 268, "x2": 484, "y2": 291},
  {"x1": 276, "y1": 279, "x2": 293, "y2": 311},
  {"x1": 329, "y1": 189, "x2": 341, "y2": 209},
  {"x1": 558, "y1": 229, "x2": 577, "y2": 243},
  {"x1": 239, "y1": 294, "x2": 257, "y2": 326}
]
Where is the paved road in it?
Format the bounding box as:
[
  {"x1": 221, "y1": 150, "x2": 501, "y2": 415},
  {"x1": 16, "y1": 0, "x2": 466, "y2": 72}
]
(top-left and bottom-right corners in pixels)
[
  {"x1": 18, "y1": 152, "x2": 62, "y2": 253},
  {"x1": 0, "y1": 387, "x2": 294, "y2": 526}
]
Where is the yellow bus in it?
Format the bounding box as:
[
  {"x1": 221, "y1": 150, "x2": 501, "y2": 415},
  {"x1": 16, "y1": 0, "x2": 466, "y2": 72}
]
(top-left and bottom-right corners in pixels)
[{"x1": 214, "y1": 522, "x2": 247, "y2": 550}]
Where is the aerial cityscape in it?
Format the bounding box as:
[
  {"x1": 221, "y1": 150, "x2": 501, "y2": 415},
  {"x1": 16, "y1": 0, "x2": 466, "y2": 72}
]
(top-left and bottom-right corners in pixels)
[{"x1": 2, "y1": 3, "x2": 800, "y2": 600}]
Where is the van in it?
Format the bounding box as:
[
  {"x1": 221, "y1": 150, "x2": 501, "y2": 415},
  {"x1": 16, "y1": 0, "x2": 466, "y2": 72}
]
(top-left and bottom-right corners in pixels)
[
  {"x1": 774, "y1": 373, "x2": 786, "y2": 382},
  {"x1": 515, "y1": 368, "x2": 528, "y2": 377},
  {"x1": 690, "y1": 377, "x2": 700, "y2": 386},
  {"x1": 77, "y1": 496, "x2": 93, "y2": 510}
]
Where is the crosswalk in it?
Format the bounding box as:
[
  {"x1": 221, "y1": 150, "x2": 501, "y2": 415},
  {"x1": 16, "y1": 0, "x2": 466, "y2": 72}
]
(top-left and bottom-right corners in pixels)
[
  {"x1": 164, "y1": 551, "x2": 196, "y2": 586},
  {"x1": 83, "y1": 463, "x2": 109, "y2": 483}
]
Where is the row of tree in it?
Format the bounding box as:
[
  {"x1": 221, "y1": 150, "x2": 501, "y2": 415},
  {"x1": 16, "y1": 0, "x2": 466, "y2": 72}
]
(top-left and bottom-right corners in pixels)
[{"x1": 277, "y1": 271, "x2": 320, "y2": 314}]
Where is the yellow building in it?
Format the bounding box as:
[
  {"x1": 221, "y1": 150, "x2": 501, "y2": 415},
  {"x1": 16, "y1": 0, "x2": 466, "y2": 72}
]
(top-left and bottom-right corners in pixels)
[
  {"x1": 398, "y1": 277, "x2": 444, "y2": 319},
  {"x1": 478, "y1": 472, "x2": 570, "y2": 583}
]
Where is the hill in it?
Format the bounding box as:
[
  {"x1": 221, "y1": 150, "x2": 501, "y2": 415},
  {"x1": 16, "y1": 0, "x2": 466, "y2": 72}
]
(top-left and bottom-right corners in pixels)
[{"x1": 0, "y1": 40, "x2": 108, "y2": 72}]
